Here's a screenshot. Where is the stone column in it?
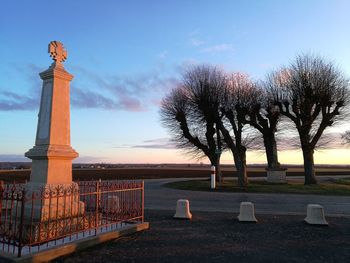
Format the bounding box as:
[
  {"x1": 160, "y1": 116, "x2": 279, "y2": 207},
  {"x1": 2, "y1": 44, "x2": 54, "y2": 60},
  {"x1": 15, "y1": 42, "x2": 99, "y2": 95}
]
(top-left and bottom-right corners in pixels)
[
  {"x1": 24, "y1": 41, "x2": 83, "y2": 221},
  {"x1": 26, "y1": 41, "x2": 78, "y2": 185}
]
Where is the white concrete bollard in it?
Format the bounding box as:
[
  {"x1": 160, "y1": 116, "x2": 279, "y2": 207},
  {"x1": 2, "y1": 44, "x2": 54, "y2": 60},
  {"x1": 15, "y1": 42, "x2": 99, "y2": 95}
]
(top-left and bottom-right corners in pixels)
[
  {"x1": 106, "y1": 195, "x2": 120, "y2": 212},
  {"x1": 211, "y1": 165, "x2": 216, "y2": 189},
  {"x1": 174, "y1": 199, "x2": 192, "y2": 219},
  {"x1": 304, "y1": 204, "x2": 328, "y2": 225},
  {"x1": 237, "y1": 202, "x2": 257, "y2": 222}
]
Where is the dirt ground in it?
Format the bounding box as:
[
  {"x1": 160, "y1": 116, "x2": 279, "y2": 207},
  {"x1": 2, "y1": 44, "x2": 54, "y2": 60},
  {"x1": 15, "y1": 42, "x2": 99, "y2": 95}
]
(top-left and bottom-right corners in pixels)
[{"x1": 53, "y1": 209, "x2": 350, "y2": 263}]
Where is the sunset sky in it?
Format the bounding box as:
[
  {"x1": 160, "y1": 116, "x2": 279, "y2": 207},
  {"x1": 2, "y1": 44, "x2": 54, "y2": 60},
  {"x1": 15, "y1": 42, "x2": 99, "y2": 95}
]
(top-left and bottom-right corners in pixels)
[{"x1": 0, "y1": 0, "x2": 349, "y2": 164}]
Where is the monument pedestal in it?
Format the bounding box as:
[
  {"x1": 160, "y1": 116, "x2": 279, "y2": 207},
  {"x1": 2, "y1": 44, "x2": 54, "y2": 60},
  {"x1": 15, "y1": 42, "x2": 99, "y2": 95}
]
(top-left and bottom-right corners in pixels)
[
  {"x1": 23, "y1": 182, "x2": 85, "y2": 221},
  {"x1": 15, "y1": 182, "x2": 86, "y2": 243},
  {"x1": 25, "y1": 145, "x2": 78, "y2": 184},
  {"x1": 266, "y1": 167, "x2": 288, "y2": 183}
]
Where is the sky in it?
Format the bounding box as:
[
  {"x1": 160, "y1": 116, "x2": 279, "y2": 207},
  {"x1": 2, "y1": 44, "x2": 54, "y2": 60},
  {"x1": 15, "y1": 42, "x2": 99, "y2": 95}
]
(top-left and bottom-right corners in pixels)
[{"x1": 0, "y1": 0, "x2": 350, "y2": 164}]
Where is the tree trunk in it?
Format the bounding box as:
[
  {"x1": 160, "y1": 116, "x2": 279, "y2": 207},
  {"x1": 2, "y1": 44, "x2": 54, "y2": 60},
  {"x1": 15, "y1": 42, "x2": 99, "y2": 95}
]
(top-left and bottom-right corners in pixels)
[
  {"x1": 302, "y1": 147, "x2": 317, "y2": 184},
  {"x1": 233, "y1": 148, "x2": 248, "y2": 188},
  {"x1": 263, "y1": 133, "x2": 280, "y2": 169},
  {"x1": 215, "y1": 155, "x2": 222, "y2": 183},
  {"x1": 215, "y1": 123, "x2": 223, "y2": 183}
]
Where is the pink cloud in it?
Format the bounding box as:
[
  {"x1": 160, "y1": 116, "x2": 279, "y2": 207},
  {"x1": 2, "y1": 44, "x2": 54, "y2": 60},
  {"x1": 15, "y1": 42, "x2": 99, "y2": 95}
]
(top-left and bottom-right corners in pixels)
[{"x1": 118, "y1": 96, "x2": 146, "y2": 112}]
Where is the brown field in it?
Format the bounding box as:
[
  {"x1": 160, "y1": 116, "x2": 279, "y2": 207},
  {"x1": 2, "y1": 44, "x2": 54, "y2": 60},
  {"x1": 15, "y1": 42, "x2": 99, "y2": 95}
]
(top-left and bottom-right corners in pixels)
[{"x1": 0, "y1": 166, "x2": 350, "y2": 183}]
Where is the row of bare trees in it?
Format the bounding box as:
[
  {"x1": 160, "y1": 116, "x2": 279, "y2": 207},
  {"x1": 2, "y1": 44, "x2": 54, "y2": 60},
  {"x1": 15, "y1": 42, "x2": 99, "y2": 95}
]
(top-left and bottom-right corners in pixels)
[{"x1": 160, "y1": 54, "x2": 350, "y2": 186}]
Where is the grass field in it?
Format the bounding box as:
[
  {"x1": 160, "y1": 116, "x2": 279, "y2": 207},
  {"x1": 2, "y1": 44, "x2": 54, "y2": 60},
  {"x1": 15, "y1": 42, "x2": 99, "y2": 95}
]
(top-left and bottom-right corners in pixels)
[{"x1": 165, "y1": 177, "x2": 350, "y2": 196}]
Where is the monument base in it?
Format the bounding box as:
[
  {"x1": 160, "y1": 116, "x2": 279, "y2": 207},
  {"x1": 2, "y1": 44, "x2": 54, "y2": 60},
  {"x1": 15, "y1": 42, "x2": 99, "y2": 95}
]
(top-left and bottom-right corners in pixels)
[
  {"x1": 23, "y1": 182, "x2": 85, "y2": 221},
  {"x1": 266, "y1": 168, "x2": 288, "y2": 183},
  {"x1": 1, "y1": 182, "x2": 86, "y2": 244},
  {"x1": 23, "y1": 214, "x2": 92, "y2": 243},
  {"x1": 25, "y1": 144, "x2": 78, "y2": 185}
]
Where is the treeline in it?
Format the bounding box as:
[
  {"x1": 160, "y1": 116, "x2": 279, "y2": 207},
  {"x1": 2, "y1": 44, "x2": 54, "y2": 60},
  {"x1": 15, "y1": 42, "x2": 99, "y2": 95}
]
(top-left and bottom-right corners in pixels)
[{"x1": 160, "y1": 54, "x2": 350, "y2": 186}]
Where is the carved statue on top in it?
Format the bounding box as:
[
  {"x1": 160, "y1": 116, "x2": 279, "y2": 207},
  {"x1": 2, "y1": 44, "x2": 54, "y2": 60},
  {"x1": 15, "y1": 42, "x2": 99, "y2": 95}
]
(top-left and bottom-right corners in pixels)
[{"x1": 48, "y1": 41, "x2": 67, "y2": 66}]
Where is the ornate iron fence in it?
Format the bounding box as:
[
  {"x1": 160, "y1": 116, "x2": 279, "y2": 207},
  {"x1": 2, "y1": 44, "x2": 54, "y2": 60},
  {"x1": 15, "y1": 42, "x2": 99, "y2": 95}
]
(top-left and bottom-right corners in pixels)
[{"x1": 0, "y1": 180, "x2": 144, "y2": 257}]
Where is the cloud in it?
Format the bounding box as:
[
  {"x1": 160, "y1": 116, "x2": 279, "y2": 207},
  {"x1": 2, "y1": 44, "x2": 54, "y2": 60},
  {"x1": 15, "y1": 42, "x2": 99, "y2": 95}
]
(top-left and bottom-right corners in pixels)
[
  {"x1": 150, "y1": 99, "x2": 162, "y2": 107},
  {"x1": 114, "y1": 138, "x2": 176, "y2": 150},
  {"x1": 187, "y1": 30, "x2": 234, "y2": 54},
  {"x1": 132, "y1": 144, "x2": 175, "y2": 149},
  {"x1": 200, "y1": 44, "x2": 235, "y2": 53},
  {"x1": 0, "y1": 91, "x2": 38, "y2": 111},
  {"x1": 157, "y1": 51, "x2": 168, "y2": 59},
  {"x1": 132, "y1": 138, "x2": 176, "y2": 149},
  {"x1": 174, "y1": 59, "x2": 200, "y2": 74},
  {"x1": 71, "y1": 87, "x2": 146, "y2": 112},
  {"x1": 118, "y1": 95, "x2": 145, "y2": 112},
  {"x1": 189, "y1": 38, "x2": 206, "y2": 47},
  {"x1": 71, "y1": 65, "x2": 178, "y2": 111},
  {"x1": 0, "y1": 64, "x2": 43, "y2": 111},
  {"x1": 71, "y1": 88, "x2": 117, "y2": 109},
  {"x1": 0, "y1": 63, "x2": 179, "y2": 112}
]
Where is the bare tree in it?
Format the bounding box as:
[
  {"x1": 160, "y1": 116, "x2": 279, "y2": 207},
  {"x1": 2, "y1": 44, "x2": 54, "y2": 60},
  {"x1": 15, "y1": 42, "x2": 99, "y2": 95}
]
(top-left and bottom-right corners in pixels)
[
  {"x1": 217, "y1": 73, "x2": 256, "y2": 187},
  {"x1": 342, "y1": 131, "x2": 350, "y2": 144},
  {"x1": 268, "y1": 54, "x2": 350, "y2": 184},
  {"x1": 239, "y1": 80, "x2": 282, "y2": 169},
  {"x1": 160, "y1": 65, "x2": 226, "y2": 182}
]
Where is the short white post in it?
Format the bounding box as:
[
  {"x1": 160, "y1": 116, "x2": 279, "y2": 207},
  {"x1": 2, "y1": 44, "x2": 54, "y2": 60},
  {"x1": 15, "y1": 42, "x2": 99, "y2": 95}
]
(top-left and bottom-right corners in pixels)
[
  {"x1": 211, "y1": 165, "x2": 216, "y2": 189},
  {"x1": 237, "y1": 202, "x2": 258, "y2": 222},
  {"x1": 174, "y1": 199, "x2": 192, "y2": 220},
  {"x1": 304, "y1": 204, "x2": 328, "y2": 225},
  {"x1": 106, "y1": 195, "x2": 120, "y2": 213}
]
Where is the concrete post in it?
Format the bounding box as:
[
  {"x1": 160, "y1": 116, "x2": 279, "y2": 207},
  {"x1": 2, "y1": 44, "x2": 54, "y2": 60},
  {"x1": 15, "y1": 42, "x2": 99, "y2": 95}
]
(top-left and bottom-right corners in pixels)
[
  {"x1": 174, "y1": 199, "x2": 192, "y2": 219},
  {"x1": 304, "y1": 204, "x2": 328, "y2": 225},
  {"x1": 211, "y1": 165, "x2": 216, "y2": 189}
]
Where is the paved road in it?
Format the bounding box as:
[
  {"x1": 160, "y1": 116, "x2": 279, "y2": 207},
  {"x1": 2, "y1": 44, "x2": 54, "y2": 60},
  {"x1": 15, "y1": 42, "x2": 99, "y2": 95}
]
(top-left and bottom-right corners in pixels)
[{"x1": 144, "y1": 177, "x2": 350, "y2": 217}]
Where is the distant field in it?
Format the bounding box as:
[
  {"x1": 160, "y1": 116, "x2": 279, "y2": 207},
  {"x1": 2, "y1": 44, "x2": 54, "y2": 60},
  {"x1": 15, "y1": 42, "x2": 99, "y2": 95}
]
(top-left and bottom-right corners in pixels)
[{"x1": 0, "y1": 166, "x2": 350, "y2": 183}]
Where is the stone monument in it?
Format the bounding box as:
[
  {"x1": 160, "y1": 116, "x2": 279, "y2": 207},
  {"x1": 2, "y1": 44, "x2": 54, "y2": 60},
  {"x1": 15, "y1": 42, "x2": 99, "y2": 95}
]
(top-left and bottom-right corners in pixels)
[
  {"x1": 266, "y1": 167, "x2": 287, "y2": 183},
  {"x1": 25, "y1": 41, "x2": 83, "y2": 220}
]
